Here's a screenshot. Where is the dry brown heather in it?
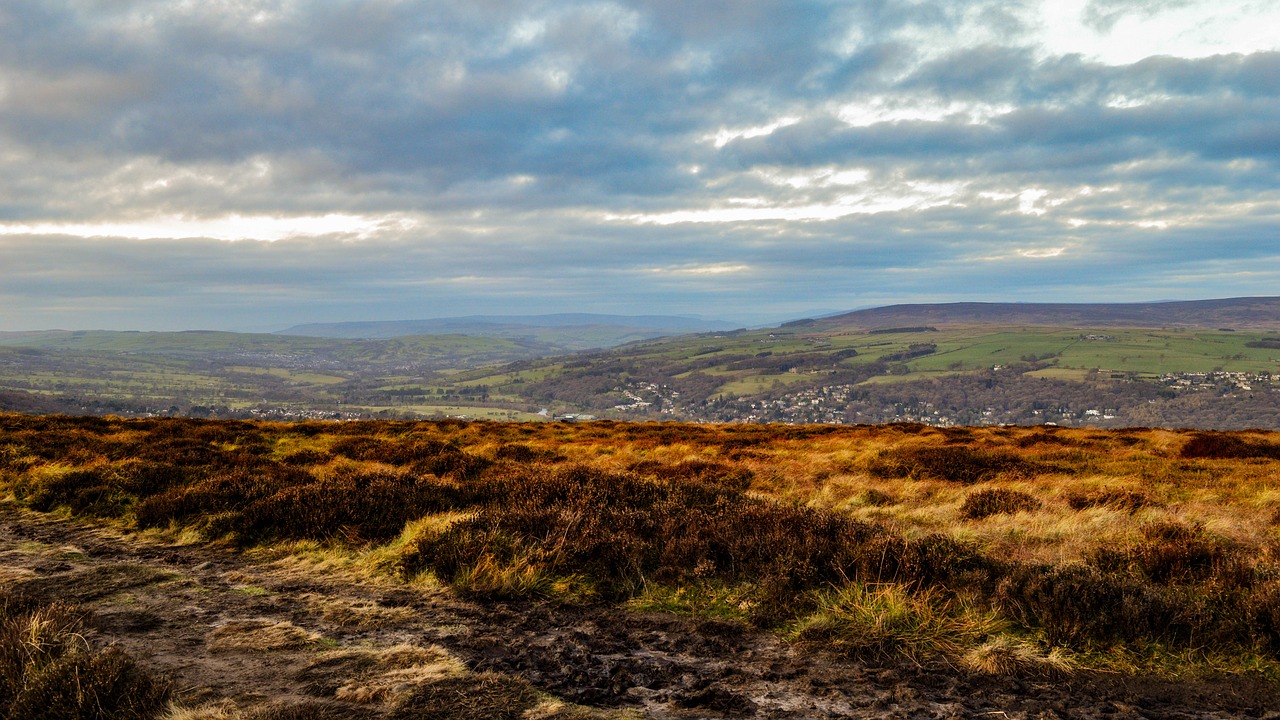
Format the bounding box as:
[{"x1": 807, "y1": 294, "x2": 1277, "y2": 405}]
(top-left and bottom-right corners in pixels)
[{"x1": 3, "y1": 413, "x2": 1280, "y2": 693}]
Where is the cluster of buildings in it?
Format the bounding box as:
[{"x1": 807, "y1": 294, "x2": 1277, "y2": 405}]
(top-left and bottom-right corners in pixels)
[
  {"x1": 611, "y1": 381, "x2": 681, "y2": 414},
  {"x1": 1157, "y1": 371, "x2": 1274, "y2": 394},
  {"x1": 246, "y1": 407, "x2": 365, "y2": 421}
]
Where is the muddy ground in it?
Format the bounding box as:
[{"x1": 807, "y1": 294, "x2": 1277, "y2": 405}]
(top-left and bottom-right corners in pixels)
[{"x1": 1, "y1": 502, "x2": 1276, "y2": 720}]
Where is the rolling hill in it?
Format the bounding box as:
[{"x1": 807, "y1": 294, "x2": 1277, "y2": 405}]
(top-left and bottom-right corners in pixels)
[
  {"x1": 2, "y1": 297, "x2": 1279, "y2": 428},
  {"x1": 813, "y1": 297, "x2": 1280, "y2": 330},
  {"x1": 278, "y1": 313, "x2": 738, "y2": 350}
]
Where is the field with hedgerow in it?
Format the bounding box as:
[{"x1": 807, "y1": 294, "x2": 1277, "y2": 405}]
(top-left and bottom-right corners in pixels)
[{"x1": 2, "y1": 413, "x2": 1279, "y2": 718}]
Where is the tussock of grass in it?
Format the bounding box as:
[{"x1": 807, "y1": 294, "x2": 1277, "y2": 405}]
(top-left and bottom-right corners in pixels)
[
  {"x1": 791, "y1": 583, "x2": 1005, "y2": 664},
  {"x1": 307, "y1": 597, "x2": 416, "y2": 630},
  {"x1": 299, "y1": 644, "x2": 464, "y2": 705},
  {"x1": 206, "y1": 620, "x2": 324, "y2": 653},
  {"x1": 960, "y1": 488, "x2": 1042, "y2": 520},
  {"x1": 1, "y1": 591, "x2": 171, "y2": 719},
  {"x1": 961, "y1": 636, "x2": 1074, "y2": 677},
  {"x1": 1065, "y1": 488, "x2": 1157, "y2": 513},
  {"x1": 386, "y1": 672, "x2": 539, "y2": 720},
  {"x1": 161, "y1": 703, "x2": 238, "y2": 720},
  {"x1": 624, "y1": 582, "x2": 755, "y2": 623},
  {"x1": 449, "y1": 550, "x2": 570, "y2": 600}
]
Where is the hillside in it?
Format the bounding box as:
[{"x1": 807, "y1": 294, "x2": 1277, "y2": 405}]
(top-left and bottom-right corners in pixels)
[
  {"x1": 442, "y1": 320, "x2": 1280, "y2": 428},
  {"x1": 2, "y1": 298, "x2": 1280, "y2": 428},
  {"x1": 278, "y1": 313, "x2": 738, "y2": 350},
  {"x1": 815, "y1": 297, "x2": 1280, "y2": 331}
]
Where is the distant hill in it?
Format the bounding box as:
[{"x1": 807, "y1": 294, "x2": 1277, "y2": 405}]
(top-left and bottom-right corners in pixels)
[
  {"x1": 278, "y1": 314, "x2": 739, "y2": 350},
  {"x1": 815, "y1": 297, "x2": 1280, "y2": 331}
]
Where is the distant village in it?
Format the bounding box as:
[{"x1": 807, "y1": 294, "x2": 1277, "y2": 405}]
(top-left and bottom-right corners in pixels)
[{"x1": 602, "y1": 370, "x2": 1280, "y2": 428}]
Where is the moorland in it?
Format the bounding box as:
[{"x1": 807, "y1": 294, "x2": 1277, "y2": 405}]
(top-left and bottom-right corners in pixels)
[{"x1": 2, "y1": 413, "x2": 1279, "y2": 718}]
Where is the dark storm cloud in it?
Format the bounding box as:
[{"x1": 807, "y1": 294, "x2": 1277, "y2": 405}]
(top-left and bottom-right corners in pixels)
[{"x1": 1, "y1": 0, "x2": 1278, "y2": 329}]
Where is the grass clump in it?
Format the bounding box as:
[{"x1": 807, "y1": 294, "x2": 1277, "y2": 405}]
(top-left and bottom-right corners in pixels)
[
  {"x1": 386, "y1": 672, "x2": 539, "y2": 720},
  {"x1": 961, "y1": 636, "x2": 1074, "y2": 677},
  {"x1": 791, "y1": 583, "x2": 1004, "y2": 664},
  {"x1": 0, "y1": 592, "x2": 171, "y2": 719},
  {"x1": 960, "y1": 488, "x2": 1041, "y2": 520},
  {"x1": 1065, "y1": 488, "x2": 1156, "y2": 513},
  {"x1": 206, "y1": 620, "x2": 324, "y2": 653}
]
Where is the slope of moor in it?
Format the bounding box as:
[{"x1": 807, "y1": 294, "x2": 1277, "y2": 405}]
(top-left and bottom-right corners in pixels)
[{"x1": 2, "y1": 414, "x2": 1279, "y2": 718}]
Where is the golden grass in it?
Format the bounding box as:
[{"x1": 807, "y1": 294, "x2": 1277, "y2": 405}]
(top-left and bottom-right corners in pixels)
[
  {"x1": 791, "y1": 582, "x2": 1006, "y2": 665},
  {"x1": 161, "y1": 703, "x2": 239, "y2": 720},
  {"x1": 962, "y1": 637, "x2": 1074, "y2": 677},
  {"x1": 205, "y1": 620, "x2": 324, "y2": 653},
  {"x1": 323, "y1": 644, "x2": 465, "y2": 704},
  {"x1": 4, "y1": 414, "x2": 1280, "y2": 678}
]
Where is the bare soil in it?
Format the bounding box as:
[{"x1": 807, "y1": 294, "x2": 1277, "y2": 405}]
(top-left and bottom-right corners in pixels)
[{"x1": 2, "y1": 502, "x2": 1276, "y2": 720}]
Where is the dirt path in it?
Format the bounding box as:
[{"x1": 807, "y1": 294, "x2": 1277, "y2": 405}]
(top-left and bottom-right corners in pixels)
[{"x1": 1, "y1": 502, "x2": 1274, "y2": 719}]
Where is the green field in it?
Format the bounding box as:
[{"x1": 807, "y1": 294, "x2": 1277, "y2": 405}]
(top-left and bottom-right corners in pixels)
[{"x1": 2, "y1": 323, "x2": 1278, "y2": 422}]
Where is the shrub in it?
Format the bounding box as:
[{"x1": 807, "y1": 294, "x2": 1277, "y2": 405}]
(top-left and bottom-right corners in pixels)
[
  {"x1": 1125, "y1": 521, "x2": 1242, "y2": 585},
  {"x1": 403, "y1": 464, "x2": 886, "y2": 605},
  {"x1": 960, "y1": 489, "x2": 1041, "y2": 520},
  {"x1": 134, "y1": 464, "x2": 312, "y2": 530},
  {"x1": 859, "y1": 488, "x2": 897, "y2": 506},
  {"x1": 492, "y1": 444, "x2": 538, "y2": 462},
  {"x1": 328, "y1": 437, "x2": 489, "y2": 478},
  {"x1": 1251, "y1": 583, "x2": 1280, "y2": 652},
  {"x1": 137, "y1": 463, "x2": 461, "y2": 545},
  {"x1": 279, "y1": 449, "x2": 334, "y2": 466},
  {"x1": 234, "y1": 469, "x2": 461, "y2": 544},
  {"x1": 994, "y1": 564, "x2": 1178, "y2": 646},
  {"x1": 19, "y1": 467, "x2": 133, "y2": 517},
  {"x1": 867, "y1": 446, "x2": 1039, "y2": 484},
  {"x1": 628, "y1": 459, "x2": 754, "y2": 490},
  {"x1": 135, "y1": 437, "x2": 231, "y2": 466},
  {"x1": 1180, "y1": 432, "x2": 1280, "y2": 460},
  {"x1": 16, "y1": 459, "x2": 191, "y2": 518}
]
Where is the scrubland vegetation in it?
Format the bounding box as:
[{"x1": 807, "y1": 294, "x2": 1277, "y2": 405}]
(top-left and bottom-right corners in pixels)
[{"x1": 4, "y1": 414, "x2": 1280, "y2": 685}]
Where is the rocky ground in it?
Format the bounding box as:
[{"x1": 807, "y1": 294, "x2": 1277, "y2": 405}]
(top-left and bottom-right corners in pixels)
[{"x1": 1, "y1": 502, "x2": 1276, "y2": 719}]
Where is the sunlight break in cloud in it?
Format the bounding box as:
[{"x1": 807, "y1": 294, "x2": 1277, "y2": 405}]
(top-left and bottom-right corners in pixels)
[
  {"x1": 1018, "y1": 247, "x2": 1067, "y2": 259},
  {"x1": 712, "y1": 117, "x2": 802, "y2": 148},
  {"x1": 1034, "y1": 0, "x2": 1280, "y2": 64},
  {"x1": 0, "y1": 214, "x2": 411, "y2": 242},
  {"x1": 649, "y1": 263, "x2": 752, "y2": 276}
]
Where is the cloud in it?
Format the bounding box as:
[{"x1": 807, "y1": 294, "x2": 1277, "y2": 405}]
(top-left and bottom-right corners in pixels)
[{"x1": 0, "y1": 0, "x2": 1277, "y2": 330}]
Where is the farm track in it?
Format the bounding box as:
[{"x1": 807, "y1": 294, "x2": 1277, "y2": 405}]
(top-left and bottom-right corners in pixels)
[{"x1": 1, "y1": 502, "x2": 1275, "y2": 720}]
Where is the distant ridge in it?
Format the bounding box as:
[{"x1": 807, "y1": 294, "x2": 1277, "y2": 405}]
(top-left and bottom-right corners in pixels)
[
  {"x1": 284, "y1": 311, "x2": 737, "y2": 338},
  {"x1": 817, "y1": 297, "x2": 1280, "y2": 330}
]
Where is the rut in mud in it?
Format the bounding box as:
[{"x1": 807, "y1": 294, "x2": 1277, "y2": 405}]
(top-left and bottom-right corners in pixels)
[{"x1": 1, "y1": 503, "x2": 1275, "y2": 720}]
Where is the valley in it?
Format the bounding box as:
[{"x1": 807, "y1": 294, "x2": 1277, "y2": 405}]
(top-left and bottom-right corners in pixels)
[{"x1": 3, "y1": 299, "x2": 1280, "y2": 430}]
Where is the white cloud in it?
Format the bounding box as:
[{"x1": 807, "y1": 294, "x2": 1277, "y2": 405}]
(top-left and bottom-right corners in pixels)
[
  {"x1": 1034, "y1": 0, "x2": 1280, "y2": 64},
  {"x1": 711, "y1": 117, "x2": 802, "y2": 148},
  {"x1": 650, "y1": 263, "x2": 752, "y2": 276},
  {"x1": 0, "y1": 214, "x2": 410, "y2": 242}
]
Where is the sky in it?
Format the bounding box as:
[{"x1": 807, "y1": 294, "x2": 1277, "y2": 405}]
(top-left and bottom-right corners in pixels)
[{"x1": 2, "y1": 0, "x2": 1279, "y2": 331}]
